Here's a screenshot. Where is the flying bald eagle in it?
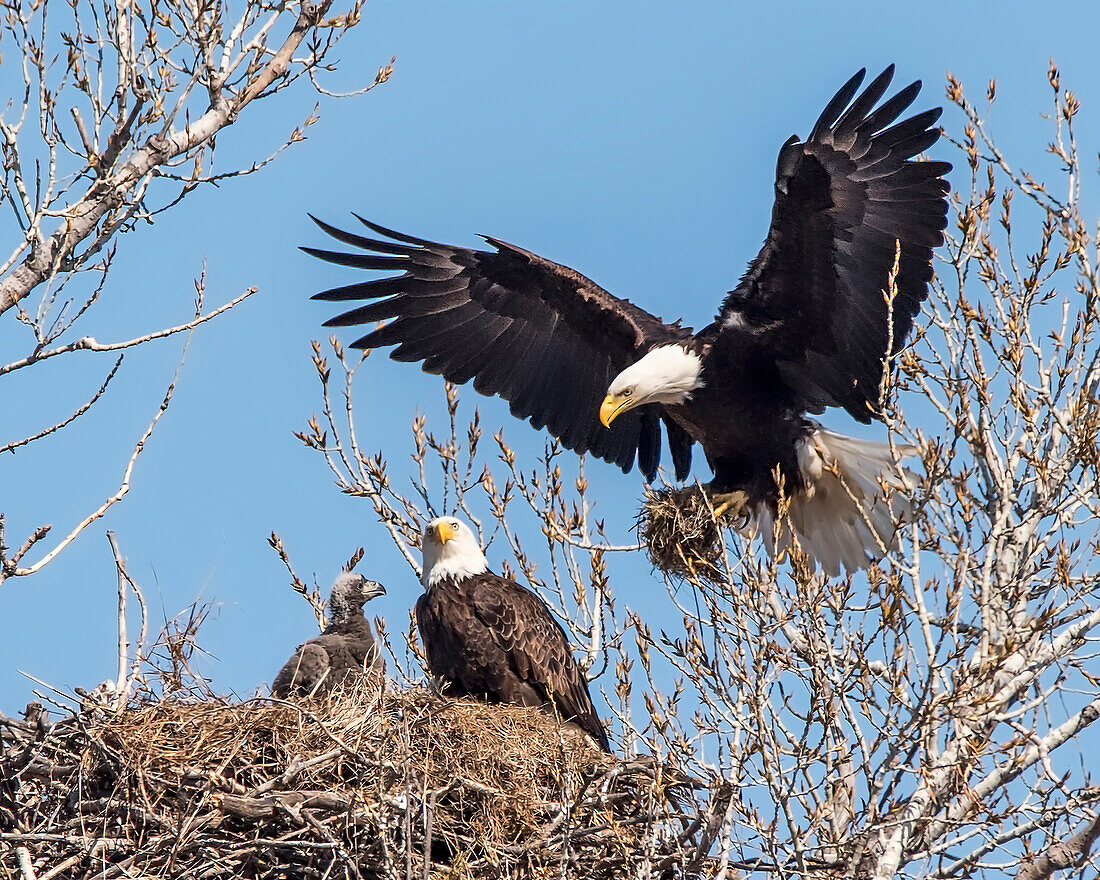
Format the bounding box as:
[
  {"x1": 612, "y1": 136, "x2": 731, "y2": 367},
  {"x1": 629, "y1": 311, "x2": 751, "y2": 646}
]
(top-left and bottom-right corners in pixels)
[
  {"x1": 272, "y1": 572, "x2": 386, "y2": 699},
  {"x1": 306, "y1": 67, "x2": 951, "y2": 574},
  {"x1": 416, "y1": 516, "x2": 611, "y2": 752}
]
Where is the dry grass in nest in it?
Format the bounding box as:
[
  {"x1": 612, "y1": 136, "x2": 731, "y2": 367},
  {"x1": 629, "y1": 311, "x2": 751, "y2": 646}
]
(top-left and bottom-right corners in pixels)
[
  {"x1": 96, "y1": 687, "x2": 601, "y2": 847},
  {"x1": 639, "y1": 486, "x2": 738, "y2": 583},
  {"x1": 2, "y1": 686, "x2": 722, "y2": 879}
]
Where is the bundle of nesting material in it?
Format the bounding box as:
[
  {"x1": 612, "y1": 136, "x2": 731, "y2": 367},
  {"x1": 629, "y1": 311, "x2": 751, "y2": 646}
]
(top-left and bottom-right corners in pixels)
[{"x1": 639, "y1": 485, "x2": 742, "y2": 583}]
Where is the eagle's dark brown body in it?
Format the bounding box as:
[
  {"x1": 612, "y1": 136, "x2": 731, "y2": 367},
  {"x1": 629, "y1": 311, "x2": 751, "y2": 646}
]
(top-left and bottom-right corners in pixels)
[
  {"x1": 664, "y1": 331, "x2": 808, "y2": 501},
  {"x1": 416, "y1": 572, "x2": 611, "y2": 752}
]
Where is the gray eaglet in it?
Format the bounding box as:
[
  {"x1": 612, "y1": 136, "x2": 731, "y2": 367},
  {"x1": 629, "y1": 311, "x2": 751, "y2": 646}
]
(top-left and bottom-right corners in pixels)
[{"x1": 271, "y1": 572, "x2": 386, "y2": 699}]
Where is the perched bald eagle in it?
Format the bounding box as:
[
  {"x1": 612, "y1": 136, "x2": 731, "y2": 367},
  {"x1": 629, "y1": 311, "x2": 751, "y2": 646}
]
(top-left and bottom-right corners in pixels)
[
  {"x1": 272, "y1": 572, "x2": 386, "y2": 699},
  {"x1": 306, "y1": 67, "x2": 951, "y2": 574},
  {"x1": 416, "y1": 516, "x2": 611, "y2": 752}
]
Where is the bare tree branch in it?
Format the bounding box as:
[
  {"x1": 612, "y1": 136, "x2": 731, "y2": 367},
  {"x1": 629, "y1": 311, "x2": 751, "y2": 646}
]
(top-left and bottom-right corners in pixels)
[
  {"x1": 1, "y1": 329, "x2": 192, "y2": 585},
  {"x1": 0, "y1": 288, "x2": 255, "y2": 377},
  {"x1": 0, "y1": 0, "x2": 365, "y2": 314},
  {"x1": 1018, "y1": 813, "x2": 1100, "y2": 880},
  {"x1": 0, "y1": 356, "x2": 122, "y2": 454}
]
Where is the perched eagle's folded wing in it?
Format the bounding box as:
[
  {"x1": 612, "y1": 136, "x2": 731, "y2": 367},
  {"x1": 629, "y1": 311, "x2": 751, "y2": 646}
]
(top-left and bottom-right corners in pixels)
[
  {"x1": 718, "y1": 65, "x2": 951, "y2": 422},
  {"x1": 470, "y1": 576, "x2": 611, "y2": 752},
  {"x1": 272, "y1": 642, "x2": 332, "y2": 699},
  {"x1": 305, "y1": 217, "x2": 693, "y2": 481}
]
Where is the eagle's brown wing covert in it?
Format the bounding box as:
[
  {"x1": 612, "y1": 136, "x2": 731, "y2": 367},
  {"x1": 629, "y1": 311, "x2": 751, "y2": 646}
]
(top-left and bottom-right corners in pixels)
[{"x1": 471, "y1": 575, "x2": 610, "y2": 751}]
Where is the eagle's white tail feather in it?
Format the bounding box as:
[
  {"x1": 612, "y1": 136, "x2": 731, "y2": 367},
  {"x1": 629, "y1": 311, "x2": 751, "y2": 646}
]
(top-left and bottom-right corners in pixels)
[{"x1": 742, "y1": 426, "x2": 917, "y2": 577}]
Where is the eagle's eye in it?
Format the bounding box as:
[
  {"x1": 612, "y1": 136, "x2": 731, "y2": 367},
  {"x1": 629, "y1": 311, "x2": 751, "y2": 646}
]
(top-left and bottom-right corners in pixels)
[
  {"x1": 623, "y1": 388, "x2": 633, "y2": 397},
  {"x1": 450, "y1": 520, "x2": 460, "y2": 530}
]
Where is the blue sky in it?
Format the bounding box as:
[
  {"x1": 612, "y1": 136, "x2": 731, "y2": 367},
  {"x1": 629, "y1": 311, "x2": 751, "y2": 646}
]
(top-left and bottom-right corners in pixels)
[{"x1": 2, "y1": 1, "x2": 1098, "y2": 713}]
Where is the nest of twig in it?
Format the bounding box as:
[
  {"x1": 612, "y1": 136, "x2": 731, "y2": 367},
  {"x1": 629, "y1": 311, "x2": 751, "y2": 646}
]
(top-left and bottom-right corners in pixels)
[
  {"x1": 1, "y1": 686, "x2": 725, "y2": 879},
  {"x1": 639, "y1": 486, "x2": 738, "y2": 582}
]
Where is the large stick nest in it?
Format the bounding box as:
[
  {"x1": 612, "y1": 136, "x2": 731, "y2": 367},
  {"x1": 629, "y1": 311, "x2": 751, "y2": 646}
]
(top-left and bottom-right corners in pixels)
[{"x1": 1, "y1": 686, "x2": 728, "y2": 879}]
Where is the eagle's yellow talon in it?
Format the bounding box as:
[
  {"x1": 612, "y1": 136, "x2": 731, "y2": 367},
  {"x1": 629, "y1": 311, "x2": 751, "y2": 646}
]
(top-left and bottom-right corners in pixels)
[{"x1": 708, "y1": 490, "x2": 749, "y2": 520}]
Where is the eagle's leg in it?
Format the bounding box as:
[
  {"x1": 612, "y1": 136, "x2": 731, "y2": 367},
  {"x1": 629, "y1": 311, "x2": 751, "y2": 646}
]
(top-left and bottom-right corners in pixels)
[{"x1": 706, "y1": 489, "x2": 749, "y2": 520}]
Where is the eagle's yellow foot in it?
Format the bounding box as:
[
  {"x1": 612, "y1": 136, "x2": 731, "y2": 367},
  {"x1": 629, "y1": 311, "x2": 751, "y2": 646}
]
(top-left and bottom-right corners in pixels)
[{"x1": 708, "y1": 490, "x2": 749, "y2": 520}]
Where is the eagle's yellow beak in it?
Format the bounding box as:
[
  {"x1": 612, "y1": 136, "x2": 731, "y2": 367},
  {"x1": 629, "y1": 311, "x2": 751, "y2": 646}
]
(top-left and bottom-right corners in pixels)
[
  {"x1": 433, "y1": 521, "x2": 458, "y2": 544},
  {"x1": 600, "y1": 393, "x2": 631, "y2": 428}
]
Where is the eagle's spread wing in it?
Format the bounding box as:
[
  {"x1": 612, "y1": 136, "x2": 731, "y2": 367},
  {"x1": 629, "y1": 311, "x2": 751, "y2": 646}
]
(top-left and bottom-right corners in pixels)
[
  {"x1": 305, "y1": 218, "x2": 693, "y2": 481},
  {"x1": 719, "y1": 66, "x2": 951, "y2": 421},
  {"x1": 468, "y1": 575, "x2": 610, "y2": 751}
]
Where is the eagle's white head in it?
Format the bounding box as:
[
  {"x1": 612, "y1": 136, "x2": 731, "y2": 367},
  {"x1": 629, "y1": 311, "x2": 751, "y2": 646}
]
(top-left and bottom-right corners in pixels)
[
  {"x1": 600, "y1": 345, "x2": 704, "y2": 427},
  {"x1": 421, "y1": 516, "x2": 490, "y2": 588}
]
